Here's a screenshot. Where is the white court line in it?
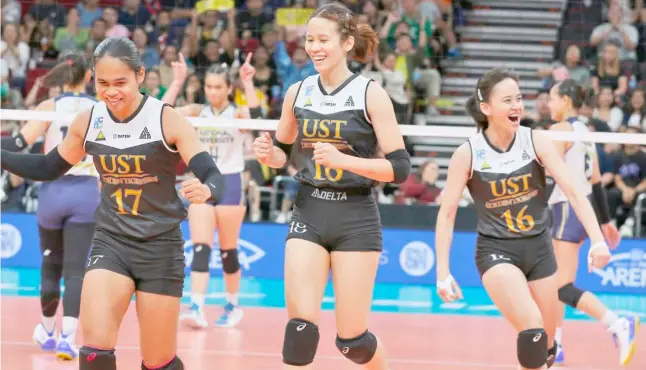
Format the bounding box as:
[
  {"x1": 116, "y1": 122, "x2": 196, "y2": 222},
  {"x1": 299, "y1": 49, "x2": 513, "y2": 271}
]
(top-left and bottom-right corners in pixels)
[{"x1": 0, "y1": 340, "x2": 616, "y2": 370}]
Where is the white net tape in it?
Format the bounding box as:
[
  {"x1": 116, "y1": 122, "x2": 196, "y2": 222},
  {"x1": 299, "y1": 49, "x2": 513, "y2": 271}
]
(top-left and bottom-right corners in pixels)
[{"x1": 1, "y1": 109, "x2": 646, "y2": 145}]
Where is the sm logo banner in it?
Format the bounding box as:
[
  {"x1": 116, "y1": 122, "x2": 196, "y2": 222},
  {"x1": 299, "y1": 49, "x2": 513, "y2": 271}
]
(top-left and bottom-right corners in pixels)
[{"x1": 2, "y1": 213, "x2": 645, "y2": 294}]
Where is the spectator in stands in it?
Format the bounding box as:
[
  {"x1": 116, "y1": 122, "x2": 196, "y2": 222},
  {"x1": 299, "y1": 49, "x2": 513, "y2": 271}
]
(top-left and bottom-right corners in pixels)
[
  {"x1": 77, "y1": 0, "x2": 103, "y2": 28},
  {"x1": 190, "y1": 39, "x2": 222, "y2": 77},
  {"x1": 592, "y1": 42, "x2": 630, "y2": 101},
  {"x1": 236, "y1": 0, "x2": 274, "y2": 40},
  {"x1": 218, "y1": 28, "x2": 244, "y2": 71},
  {"x1": 159, "y1": 44, "x2": 180, "y2": 86},
  {"x1": 579, "y1": 92, "x2": 612, "y2": 132},
  {"x1": 175, "y1": 73, "x2": 205, "y2": 106},
  {"x1": 390, "y1": 0, "x2": 461, "y2": 59},
  {"x1": 608, "y1": 126, "x2": 646, "y2": 236},
  {"x1": 141, "y1": 68, "x2": 166, "y2": 98},
  {"x1": 84, "y1": 18, "x2": 108, "y2": 58},
  {"x1": 248, "y1": 46, "x2": 278, "y2": 100},
  {"x1": 1, "y1": 0, "x2": 21, "y2": 24},
  {"x1": 594, "y1": 85, "x2": 624, "y2": 130},
  {"x1": 397, "y1": 159, "x2": 442, "y2": 205},
  {"x1": 132, "y1": 27, "x2": 160, "y2": 69},
  {"x1": 1, "y1": 24, "x2": 30, "y2": 91},
  {"x1": 273, "y1": 27, "x2": 315, "y2": 99},
  {"x1": 621, "y1": 88, "x2": 646, "y2": 129},
  {"x1": 103, "y1": 7, "x2": 130, "y2": 37},
  {"x1": 194, "y1": 10, "x2": 227, "y2": 44},
  {"x1": 381, "y1": 32, "x2": 441, "y2": 116},
  {"x1": 537, "y1": 44, "x2": 591, "y2": 89},
  {"x1": 524, "y1": 89, "x2": 554, "y2": 129},
  {"x1": 590, "y1": 3, "x2": 638, "y2": 62},
  {"x1": 28, "y1": 0, "x2": 67, "y2": 28},
  {"x1": 372, "y1": 52, "x2": 411, "y2": 125},
  {"x1": 54, "y1": 8, "x2": 89, "y2": 53},
  {"x1": 119, "y1": 0, "x2": 151, "y2": 31}
]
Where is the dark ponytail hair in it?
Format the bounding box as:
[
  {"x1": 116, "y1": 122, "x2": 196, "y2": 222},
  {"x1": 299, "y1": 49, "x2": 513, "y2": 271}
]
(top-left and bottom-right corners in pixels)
[
  {"x1": 466, "y1": 68, "x2": 520, "y2": 131},
  {"x1": 555, "y1": 79, "x2": 589, "y2": 109},
  {"x1": 41, "y1": 51, "x2": 90, "y2": 88}
]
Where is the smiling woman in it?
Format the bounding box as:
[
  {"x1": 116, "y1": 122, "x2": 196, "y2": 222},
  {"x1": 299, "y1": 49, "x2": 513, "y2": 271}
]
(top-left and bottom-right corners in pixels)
[
  {"x1": 436, "y1": 68, "x2": 612, "y2": 370},
  {"x1": 252, "y1": 3, "x2": 410, "y2": 370},
  {"x1": 1, "y1": 36, "x2": 228, "y2": 370}
]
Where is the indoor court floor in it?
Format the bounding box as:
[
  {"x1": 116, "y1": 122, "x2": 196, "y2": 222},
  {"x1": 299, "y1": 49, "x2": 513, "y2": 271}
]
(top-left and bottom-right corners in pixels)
[{"x1": 1, "y1": 267, "x2": 644, "y2": 369}]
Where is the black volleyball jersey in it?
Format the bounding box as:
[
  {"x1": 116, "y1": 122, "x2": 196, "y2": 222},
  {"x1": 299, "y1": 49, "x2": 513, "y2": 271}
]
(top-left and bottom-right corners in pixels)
[
  {"x1": 84, "y1": 96, "x2": 187, "y2": 239},
  {"x1": 466, "y1": 126, "x2": 550, "y2": 239},
  {"x1": 291, "y1": 73, "x2": 379, "y2": 189}
]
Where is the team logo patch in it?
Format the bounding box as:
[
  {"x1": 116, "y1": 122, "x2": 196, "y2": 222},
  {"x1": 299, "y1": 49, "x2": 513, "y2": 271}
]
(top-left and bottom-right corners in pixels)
[{"x1": 95, "y1": 131, "x2": 105, "y2": 141}]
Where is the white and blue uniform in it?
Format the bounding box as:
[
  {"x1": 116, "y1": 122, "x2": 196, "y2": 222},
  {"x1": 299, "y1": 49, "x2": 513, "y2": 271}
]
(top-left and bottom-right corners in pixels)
[
  {"x1": 37, "y1": 92, "x2": 100, "y2": 229},
  {"x1": 198, "y1": 104, "x2": 246, "y2": 206},
  {"x1": 548, "y1": 117, "x2": 595, "y2": 243}
]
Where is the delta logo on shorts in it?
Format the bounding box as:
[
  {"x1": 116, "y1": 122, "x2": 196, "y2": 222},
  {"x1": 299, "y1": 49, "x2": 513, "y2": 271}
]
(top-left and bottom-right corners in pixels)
[
  {"x1": 399, "y1": 241, "x2": 435, "y2": 277},
  {"x1": 183, "y1": 236, "x2": 266, "y2": 271},
  {"x1": 592, "y1": 248, "x2": 646, "y2": 289},
  {"x1": 0, "y1": 223, "x2": 22, "y2": 259}
]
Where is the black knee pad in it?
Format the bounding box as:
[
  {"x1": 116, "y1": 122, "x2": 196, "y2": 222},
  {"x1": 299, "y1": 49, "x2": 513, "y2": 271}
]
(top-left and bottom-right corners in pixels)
[
  {"x1": 546, "y1": 341, "x2": 557, "y2": 368},
  {"x1": 517, "y1": 329, "x2": 548, "y2": 369},
  {"x1": 220, "y1": 249, "x2": 240, "y2": 274},
  {"x1": 190, "y1": 243, "x2": 211, "y2": 272},
  {"x1": 282, "y1": 318, "x2": 320, "y2": 366},
  {"x1": 142, "y1": 356, "x2": 184, "y2": 369},
  {"x1": 79, "y1": 346, "x2": 116, "y2": 370},
  {"x1": 39, "y1": 227, "x2": 64, "y2": 317},
  {"x1": 62, "y1": 223, "x2": 94, "y2": 318},
  {"x1": 335, "y1": 330, "x2": 378, "y2": 365},
  {"x1": 558, "y1": 283, "x2": 585, "y2": 309}
]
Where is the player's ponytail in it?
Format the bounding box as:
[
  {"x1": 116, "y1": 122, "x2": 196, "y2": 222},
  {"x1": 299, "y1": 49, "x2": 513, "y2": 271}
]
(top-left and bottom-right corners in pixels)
[
  {"x1": 351, "y1": 23, "x2": 379, "y2": 63},
  {"x1": 466, "y1": 93, "x2": 488, "y2": 131},
  {"x1": 556, "y1": 79, "x2": 586, "y2": 109},
  {"x1": 42, "y1": 51, "x2": 89, "y2": 88}
]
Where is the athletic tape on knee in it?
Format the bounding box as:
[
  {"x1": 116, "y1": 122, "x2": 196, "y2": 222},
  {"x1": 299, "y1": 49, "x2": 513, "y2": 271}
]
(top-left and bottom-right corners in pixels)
[
  {"x1": 558, "y1": 283, "x2": 585, "y2": 309},
  {"x1": 282, "y1": 319, "x2": 320, "y2": 366},
  {"x1": 79, "y1": 346, "x2": 116, "y2": 370},
  {"x1": 517, "y1": 329, "x2": 548, "y2": 369},
  {"x1": 546, "y1": 341, "x2": 557, "y2": 368},
  {"x1": 335, "y1": 330, "x2": 378, "y2": 365},
  {"x1": 141, "y1": 356, "x2": 184, "y2": 370},
  {"x1": 220, "y1": 249, "x2": 240, "y2": 274},
  {"x1": 190, "y1": 244, "x2": 211, "y2": 272}
]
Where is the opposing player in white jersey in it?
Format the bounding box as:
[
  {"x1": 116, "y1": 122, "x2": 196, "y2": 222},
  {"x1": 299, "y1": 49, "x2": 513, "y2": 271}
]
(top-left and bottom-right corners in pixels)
[
  {"x1": 0, "y1": 52, "x2": 98, "y2": 360},
  {"x1": 547, "y1": 79, "x2": 638, "y2": 367},
  {"x1": 162, "y1": 53, "x2": 261, "y2": 328}
]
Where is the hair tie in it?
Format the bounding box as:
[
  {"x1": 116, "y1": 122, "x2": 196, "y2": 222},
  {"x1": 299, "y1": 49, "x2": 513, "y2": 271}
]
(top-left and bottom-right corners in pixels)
[{"x1": 66, "y1": 59, "x2": 75, "y2": 66}]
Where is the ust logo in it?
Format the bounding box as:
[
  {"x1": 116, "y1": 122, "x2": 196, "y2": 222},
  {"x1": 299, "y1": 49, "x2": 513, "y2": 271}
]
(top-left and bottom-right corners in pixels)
[
  {"x1": 489, "y1": 173, "x2": 532, "y2": 197},
  {"x1": 301, "y1": 119, "x2": 348, "y2": 182},
  {"x1": 399, "y1": 241, "x2": 435, "y2": 277},
  {"x1": 99, "y1": 154, "x2": 146, "y2": 174}
]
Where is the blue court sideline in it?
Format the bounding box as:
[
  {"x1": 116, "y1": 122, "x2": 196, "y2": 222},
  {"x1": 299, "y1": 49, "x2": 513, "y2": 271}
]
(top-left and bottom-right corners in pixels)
[{"x1": 2, "y1": 267, "x2": 645, "y2": 320}]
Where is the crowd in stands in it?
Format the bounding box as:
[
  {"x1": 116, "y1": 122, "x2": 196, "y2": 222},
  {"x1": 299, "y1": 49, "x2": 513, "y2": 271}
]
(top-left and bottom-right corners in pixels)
[
  {"x1": 1, "y1": 0, "x2": 645, "y2": 237},
  {"x1": 526, "y1": 0, "x2": 646, "y2": 237}
]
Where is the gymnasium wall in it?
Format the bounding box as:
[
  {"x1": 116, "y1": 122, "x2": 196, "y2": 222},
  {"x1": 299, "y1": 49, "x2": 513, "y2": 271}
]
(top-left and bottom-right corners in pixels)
[{"x1": 1, "y1": 212, "x2": 644, "y2": 295}]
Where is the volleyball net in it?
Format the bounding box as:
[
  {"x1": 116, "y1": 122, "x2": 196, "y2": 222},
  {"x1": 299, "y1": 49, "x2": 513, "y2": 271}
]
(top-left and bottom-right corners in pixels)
[{"x1": 2, "y1": 109, "x2": 646, "y2": 145}]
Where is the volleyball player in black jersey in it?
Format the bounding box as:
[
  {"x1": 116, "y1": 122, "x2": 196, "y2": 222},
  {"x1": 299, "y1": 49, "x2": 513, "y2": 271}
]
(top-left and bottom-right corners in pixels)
[
  {"x1": 1, "y1": 37, "x2": 226, "y2": 370},
  {"x1": 252, "y1": 3, "x2": 410, "y2": 369},
  {"x1": 434, "y1": 69, "x2": 611, "y2": 370}
]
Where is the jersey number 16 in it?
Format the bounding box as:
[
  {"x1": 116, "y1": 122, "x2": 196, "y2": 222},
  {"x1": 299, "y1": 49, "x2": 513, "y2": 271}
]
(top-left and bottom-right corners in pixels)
[{"x1": 501, "y1": 205, "x2": 535, "y2": 233}]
